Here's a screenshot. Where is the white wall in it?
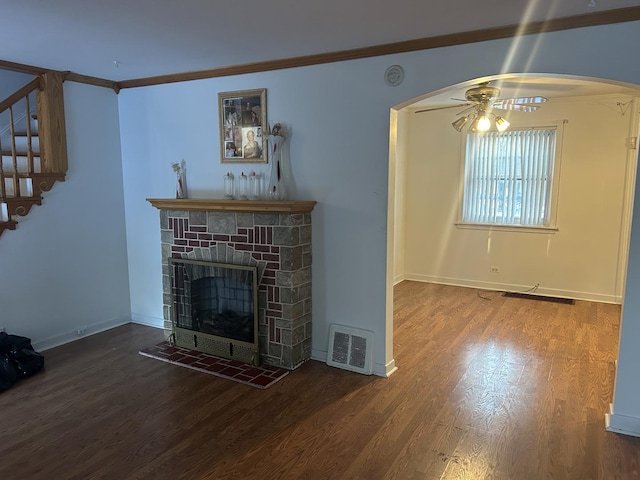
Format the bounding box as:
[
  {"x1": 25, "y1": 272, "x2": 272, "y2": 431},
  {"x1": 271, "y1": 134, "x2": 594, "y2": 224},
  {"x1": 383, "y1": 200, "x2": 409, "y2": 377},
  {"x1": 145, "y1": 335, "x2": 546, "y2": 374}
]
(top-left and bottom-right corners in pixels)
[
  {"x1": 610, "y1": 154, "x2": 640, "y2": 436},
  {"x1": 402, "y1": 94, "x2": 636, "y2": 303},
  {"x1": 119, "y1": 21, "x2": 640, "y2": 381},
  {"x1": 0, "y1": 82, "x2": 131, "y2": 350},
  {"x1": 0, "y1": 70, "x2": 33, "y2": 98}
]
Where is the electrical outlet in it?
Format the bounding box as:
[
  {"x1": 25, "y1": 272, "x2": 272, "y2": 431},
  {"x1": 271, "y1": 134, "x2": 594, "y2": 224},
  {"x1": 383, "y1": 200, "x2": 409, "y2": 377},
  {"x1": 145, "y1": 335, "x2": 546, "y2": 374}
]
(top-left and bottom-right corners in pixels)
[
  {"x1": 626, "y1": 137, "x2": 637, "y2": 149},
  {"x1": 490, "y1": 266, "x2": 499, "y2": 273}
]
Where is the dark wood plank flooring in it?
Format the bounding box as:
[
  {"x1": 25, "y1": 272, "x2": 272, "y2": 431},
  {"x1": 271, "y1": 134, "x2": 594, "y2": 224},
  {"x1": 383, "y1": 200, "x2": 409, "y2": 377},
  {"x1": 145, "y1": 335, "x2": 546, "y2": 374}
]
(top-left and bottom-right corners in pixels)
[{"x1": 1, "y1": 281, "x2": 639, "y2": 479}]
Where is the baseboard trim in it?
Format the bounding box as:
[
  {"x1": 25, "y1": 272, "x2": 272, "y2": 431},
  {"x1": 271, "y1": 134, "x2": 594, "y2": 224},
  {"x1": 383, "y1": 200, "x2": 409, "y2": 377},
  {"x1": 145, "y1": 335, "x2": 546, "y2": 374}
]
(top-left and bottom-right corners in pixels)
[
  {"x1": 131, "y1": 312, "x2": 164, "y2": 328},
  {"x1": 377, "y1": 358, "x2": 397, "y2": 377},
  {"x1": 311, "y1": 347, "x2": 327, "y2": 364},
  {"x1": 34, "y1": 316, "x2": 131, "y2": 352},
  {"x1": 403, "y1": 274, "x2": 621, "y2": 304},
  {"x1": 605, "y1": 405, "x2": 640, "y2": 437}
]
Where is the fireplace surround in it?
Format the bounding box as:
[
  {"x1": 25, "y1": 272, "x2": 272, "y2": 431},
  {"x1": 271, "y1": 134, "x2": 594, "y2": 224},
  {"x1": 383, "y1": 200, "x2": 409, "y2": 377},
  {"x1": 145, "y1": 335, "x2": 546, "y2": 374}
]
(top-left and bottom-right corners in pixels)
[{"x1": 148, "y1": 199, "x2": 316, "y2": 370}]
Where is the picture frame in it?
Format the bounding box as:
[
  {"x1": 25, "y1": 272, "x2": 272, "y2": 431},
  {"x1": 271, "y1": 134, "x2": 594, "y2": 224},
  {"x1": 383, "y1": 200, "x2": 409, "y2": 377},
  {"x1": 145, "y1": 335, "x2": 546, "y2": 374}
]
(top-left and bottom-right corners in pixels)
[{"x1": 219, "y1": 88, "x2": 267, "y2": 163}]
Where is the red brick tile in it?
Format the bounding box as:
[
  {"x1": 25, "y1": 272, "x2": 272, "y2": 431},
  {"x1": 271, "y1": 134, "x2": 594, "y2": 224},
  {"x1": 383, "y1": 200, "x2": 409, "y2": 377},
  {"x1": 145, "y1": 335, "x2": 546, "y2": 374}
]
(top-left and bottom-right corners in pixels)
[
  {"x1": 180, "y1": 356, "x2": 200, "y2": 365},
  {"x1": 220, "y1": 366, "x2": 243, "y2": 377},
  {"x1": 167, "y1": 353, "x2": 187, "y2": 362},
  {"x1": 197, "y1": 356, "x2": 219, "y2": 365},
  {"x1": 251, "y1": 375, "x2": 275, "y2": 387}
]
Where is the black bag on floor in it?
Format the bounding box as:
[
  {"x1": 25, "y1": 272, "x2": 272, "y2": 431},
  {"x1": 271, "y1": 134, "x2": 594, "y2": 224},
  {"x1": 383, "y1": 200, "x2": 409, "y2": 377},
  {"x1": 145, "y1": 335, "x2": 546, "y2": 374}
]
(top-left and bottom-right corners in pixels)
[
  {"x1": 0, "y1": 352, "x2": 17, "y2": 392},
  {"x1": 0, "y1": 332, "x2": 45, "y2": 380}
]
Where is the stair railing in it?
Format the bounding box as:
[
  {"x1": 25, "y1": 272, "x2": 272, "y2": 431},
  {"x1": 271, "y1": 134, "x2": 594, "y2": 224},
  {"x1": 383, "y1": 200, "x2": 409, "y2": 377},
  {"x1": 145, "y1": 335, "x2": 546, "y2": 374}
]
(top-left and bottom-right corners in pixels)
[
  {"x1": 0, "y1": 77, "x2": 41, "y2": 200},
  {"x1": 0, "y1": 71, "x2": 67, "y2": 236}
]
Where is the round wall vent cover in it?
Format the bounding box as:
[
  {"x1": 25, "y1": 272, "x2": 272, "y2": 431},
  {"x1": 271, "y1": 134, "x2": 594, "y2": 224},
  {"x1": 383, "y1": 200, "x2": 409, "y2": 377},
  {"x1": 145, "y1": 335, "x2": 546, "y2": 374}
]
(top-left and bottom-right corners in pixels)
[{"x1": 384, "y1": 65, "x2": 404, "y2": 87}]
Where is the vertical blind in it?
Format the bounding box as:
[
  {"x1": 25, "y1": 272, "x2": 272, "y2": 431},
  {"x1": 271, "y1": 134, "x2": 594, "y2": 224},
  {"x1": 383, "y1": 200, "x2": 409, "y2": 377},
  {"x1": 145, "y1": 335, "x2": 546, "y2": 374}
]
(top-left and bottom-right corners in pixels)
[{"x1": 462, "y1": 128, "x2": 557, "y2": 226}]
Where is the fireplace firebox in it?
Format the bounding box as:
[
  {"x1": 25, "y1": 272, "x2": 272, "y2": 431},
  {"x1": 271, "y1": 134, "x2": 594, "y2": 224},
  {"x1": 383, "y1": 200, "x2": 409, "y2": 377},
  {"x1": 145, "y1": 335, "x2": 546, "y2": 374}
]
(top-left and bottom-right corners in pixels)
[{"x1": 170, "y1": 258, "x2": 259, "y2": 365}]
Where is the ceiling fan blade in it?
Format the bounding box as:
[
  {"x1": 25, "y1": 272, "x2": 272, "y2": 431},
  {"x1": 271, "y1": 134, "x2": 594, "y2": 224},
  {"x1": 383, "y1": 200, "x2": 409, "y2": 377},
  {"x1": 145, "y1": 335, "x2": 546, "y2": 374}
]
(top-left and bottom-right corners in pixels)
[
  {"x1": 492, "y1": 103, "x2": 541, "y2": 112},
  {"x1": 415, "y1": 103, "x2": 470, "y2": 114},
  {"x1": 456, "y1": 105, "x2": 476, "y2": 116},
  {"x1": 495, "y1": 96, "x2": 548, "y2": 105}
]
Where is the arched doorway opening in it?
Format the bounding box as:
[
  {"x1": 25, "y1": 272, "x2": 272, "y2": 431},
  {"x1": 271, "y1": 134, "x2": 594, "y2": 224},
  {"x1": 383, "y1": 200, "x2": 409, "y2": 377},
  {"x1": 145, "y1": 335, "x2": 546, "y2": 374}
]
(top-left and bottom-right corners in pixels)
[{"x1": 386, "y1": 72, "x2": 640, "y2": 370}]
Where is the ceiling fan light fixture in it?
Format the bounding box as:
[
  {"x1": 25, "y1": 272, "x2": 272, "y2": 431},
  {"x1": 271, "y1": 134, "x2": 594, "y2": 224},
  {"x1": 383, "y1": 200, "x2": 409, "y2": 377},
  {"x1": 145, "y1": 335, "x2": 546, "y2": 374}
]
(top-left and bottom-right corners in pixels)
[
  {"x1": 476, "y1": 115, "x2": 491, "y2": 132},
  {"x1": 495, "y1": 116, "x2": 510, "y2": 132},
  {"x1": 452, "y1": 116, "x2": 469, "y2": 132}
]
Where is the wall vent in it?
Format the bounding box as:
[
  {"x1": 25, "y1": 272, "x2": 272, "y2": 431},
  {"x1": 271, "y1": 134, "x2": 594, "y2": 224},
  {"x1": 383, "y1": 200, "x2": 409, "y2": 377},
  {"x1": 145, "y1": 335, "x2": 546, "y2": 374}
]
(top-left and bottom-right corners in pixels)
[{"x1": 327, "y1": 324, "x2": 374, "y2": 375}]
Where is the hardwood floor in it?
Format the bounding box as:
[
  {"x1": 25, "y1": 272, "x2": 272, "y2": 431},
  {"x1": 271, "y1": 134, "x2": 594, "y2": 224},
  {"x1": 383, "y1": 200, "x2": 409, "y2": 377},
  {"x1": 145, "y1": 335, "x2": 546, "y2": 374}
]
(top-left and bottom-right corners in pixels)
[{"x1": 1, "y1": 281, "x2": 639, "y2": 479}]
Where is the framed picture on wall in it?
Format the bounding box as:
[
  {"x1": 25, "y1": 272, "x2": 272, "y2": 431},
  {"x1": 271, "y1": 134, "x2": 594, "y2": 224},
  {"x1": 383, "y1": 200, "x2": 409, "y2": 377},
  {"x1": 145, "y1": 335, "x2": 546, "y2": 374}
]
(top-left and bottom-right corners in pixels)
[{"x1": 218, "y1": 88, "x2": 267, "y2": 163}]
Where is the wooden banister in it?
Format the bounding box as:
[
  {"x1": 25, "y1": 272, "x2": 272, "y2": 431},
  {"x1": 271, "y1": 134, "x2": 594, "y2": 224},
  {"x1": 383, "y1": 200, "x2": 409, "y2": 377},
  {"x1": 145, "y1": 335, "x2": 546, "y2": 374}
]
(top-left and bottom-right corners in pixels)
[{"x1": 0, "y1": 77, "x2": 41, "y2": 114}]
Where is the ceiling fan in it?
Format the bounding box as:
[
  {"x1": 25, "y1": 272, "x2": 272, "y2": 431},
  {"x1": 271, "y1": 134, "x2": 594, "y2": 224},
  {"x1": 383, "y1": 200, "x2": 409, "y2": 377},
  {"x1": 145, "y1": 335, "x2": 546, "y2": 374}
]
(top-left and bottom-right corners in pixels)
[{"x1": 415, "y1": 82, "x2": 548, "y2": 132}]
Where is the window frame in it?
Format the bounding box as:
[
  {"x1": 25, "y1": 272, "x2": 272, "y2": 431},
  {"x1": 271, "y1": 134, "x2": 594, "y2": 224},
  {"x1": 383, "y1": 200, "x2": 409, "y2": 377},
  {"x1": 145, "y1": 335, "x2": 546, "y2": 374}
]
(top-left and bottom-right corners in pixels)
[{"x1": 455, "y1": 121, "x2": 565, "y2": 233}]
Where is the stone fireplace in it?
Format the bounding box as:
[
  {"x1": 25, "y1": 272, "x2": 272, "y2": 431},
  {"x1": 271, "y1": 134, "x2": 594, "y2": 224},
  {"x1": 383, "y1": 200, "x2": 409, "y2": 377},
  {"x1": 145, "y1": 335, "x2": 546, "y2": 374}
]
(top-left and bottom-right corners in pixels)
[{"x1": 148, "y1": 199, "x2": 316, "y2": 370}]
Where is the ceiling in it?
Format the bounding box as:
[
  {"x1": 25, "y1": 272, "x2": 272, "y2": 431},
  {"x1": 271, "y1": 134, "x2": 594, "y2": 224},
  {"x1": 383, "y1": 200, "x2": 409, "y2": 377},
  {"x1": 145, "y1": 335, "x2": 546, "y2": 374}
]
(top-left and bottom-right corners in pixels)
[{"x1": 1, "y1": 0, "x2": 639, "y2": 82}]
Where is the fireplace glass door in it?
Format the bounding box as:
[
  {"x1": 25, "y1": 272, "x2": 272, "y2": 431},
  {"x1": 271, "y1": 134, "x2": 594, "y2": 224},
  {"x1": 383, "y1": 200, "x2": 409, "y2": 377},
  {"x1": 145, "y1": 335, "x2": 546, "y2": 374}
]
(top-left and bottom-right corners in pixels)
[{"x1": 169, "y1": 258, "x2": 259, "y2": 365}]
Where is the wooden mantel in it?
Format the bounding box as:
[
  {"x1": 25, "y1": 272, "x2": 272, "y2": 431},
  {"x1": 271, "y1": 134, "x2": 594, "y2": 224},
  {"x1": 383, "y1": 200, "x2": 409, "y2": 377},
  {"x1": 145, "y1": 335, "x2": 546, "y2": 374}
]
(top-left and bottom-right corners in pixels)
[{"x1": 147, "y1": 198, "x2": 316, "y2": 214}]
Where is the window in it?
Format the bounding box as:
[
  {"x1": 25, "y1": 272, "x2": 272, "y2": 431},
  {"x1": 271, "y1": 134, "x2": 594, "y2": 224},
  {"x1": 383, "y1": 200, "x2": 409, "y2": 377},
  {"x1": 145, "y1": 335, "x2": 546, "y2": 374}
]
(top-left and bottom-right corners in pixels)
[{"x1": 461, "y1": 127, "x2": 557, "y2": 227}]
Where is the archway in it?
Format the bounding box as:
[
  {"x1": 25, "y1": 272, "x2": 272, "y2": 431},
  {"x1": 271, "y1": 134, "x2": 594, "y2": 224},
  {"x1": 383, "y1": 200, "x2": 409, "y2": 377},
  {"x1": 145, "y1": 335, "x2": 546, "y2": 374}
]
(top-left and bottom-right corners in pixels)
[{"x1": 386, "y1": 73, "x2": 640, "y2": 376}]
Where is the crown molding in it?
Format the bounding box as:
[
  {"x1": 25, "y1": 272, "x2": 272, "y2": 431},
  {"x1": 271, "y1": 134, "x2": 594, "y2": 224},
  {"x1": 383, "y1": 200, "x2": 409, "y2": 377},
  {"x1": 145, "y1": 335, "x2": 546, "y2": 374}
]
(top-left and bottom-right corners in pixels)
[
  {"x1": 118, "y1": 6, "x2": 640, "y2": 89},
  {"x1": 0, "y1": 60, "x2": 119, "y2": 92},
  {"x1": 63, "y1": 72, "x2": 120, "y2": 93}
]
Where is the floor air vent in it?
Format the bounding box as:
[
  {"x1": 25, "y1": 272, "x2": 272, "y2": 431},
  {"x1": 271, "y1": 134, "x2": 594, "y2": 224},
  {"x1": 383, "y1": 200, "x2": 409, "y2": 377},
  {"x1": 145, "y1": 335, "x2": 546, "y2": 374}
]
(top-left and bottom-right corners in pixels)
[
  {"x1": 502, "y1": 292, "x2": 575, "y2": 304},
  {"x1": 327, "y1": 324, "x2": 374, "y2": 375}
]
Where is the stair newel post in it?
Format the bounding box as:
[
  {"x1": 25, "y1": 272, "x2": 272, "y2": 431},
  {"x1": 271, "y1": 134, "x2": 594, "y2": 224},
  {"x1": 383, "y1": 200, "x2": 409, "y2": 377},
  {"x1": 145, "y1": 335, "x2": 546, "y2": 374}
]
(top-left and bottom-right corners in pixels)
[
  {"x1": 36, "y1": 71, "x2": 67, "y2": 176},
  {"x1": 8, "y1": 106, "x2": 20, "y2": 197}
]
